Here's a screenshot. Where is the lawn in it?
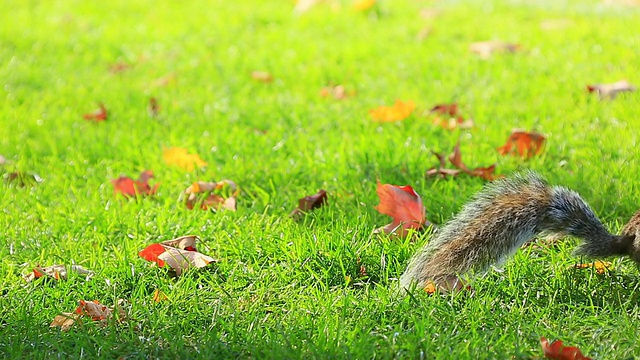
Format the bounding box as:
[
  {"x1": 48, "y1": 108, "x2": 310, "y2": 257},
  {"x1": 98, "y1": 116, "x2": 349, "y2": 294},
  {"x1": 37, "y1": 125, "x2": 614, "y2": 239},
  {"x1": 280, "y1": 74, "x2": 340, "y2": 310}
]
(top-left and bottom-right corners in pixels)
[{"x1": 1, "y1": 0, "x2": 640, "y2": 358}]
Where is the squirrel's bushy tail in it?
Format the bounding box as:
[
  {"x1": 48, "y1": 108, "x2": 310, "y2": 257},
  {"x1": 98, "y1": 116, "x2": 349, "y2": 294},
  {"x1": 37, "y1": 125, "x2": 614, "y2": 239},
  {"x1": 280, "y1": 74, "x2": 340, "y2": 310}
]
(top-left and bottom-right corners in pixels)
[{"x1": 400, "y1": 171, "x2": 635, "y2": 292}]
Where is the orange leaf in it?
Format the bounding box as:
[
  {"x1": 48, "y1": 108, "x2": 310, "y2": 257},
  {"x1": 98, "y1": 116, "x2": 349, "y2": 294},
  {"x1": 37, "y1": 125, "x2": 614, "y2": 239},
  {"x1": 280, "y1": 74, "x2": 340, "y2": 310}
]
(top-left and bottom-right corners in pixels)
[
  {"x1": 369, "y1": 100, "x2": 416, "y2": 122},
  {"x1": 430, "y1": 103, "x2": 459, "y2": 117},
  {"x1": 290, "y1": 189, "x2": 328, "y2": 220},
  {"x1": 587, "y1": 80, "x2": 636, "y2": 99},
  {"x1": 153, "y1": 289, "x2": 169, "y2": 302},
  {"x1": 163, "y1": 147, "x2": 207, "y2": 171},
  {"x1": 111, "y1": 170, "x2": 159, "y2": 198},
  {"x1": 83, "y1": 103, "x2": 108, "y2": 122},
  {"x1": 497, "y1": 130, "x2": 546, "y2": 159},
  {"x1": 540, "y1": 337, "x2": 592, "y2": 360},
  {"x1": 374, "y1": 181, "x2": 428, "y2": 237},
  {"x1": 24, "y1": 264, "x2": 93, "y2": 282}
]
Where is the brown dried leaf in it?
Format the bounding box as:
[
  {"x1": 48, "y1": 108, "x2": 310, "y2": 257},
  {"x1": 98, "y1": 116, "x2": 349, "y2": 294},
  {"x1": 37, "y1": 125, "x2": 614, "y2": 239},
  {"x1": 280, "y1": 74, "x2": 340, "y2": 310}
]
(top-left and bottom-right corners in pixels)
[
  {"x1": 50, "y1": 313, "x2": 81, "y2": 332},
  {"x1": 470, "y1": 40, "x2": 520, "y2": 58},
  {"x1": 182, "y1": 180, "x2": 238, "y2": 211},
  {"x1": 158, "y1": 248, "x2": 216, "y2": 276},
  {"x1": 497, "y1": 130, "x2": 546, "y2": 159},
  {"x1": 23, "y1": 264, "x2": 93, "y2": 282},
  {"x1": 148, "y1": 97, "x2": 160, "y2": 117},
  {"x1": 290, "y1": 189, "x2": 328, "y2": 220},
  {"x1": 587, "y1": 80, "x2": 636, "y2": 99}
]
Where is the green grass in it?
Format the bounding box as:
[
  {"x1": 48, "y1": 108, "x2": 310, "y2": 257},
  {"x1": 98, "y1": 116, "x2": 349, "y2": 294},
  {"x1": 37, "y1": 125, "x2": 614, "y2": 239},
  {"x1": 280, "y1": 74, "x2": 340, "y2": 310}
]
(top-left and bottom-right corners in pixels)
[{"x1": 1, "y1": 0, "x2": 640, "y2": 358}]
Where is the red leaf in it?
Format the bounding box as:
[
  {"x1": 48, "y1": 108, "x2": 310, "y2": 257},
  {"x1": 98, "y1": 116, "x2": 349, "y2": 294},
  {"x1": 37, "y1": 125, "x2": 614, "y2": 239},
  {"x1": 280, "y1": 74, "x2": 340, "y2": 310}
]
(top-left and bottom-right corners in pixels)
[
  {"x1": 541, "y1": 337, "x2": 591, "y2": 360},
  {"x1": 374, "y1": 181, "x2": 428, "y2": 236},
  {"x1": 138, "y1": 243, "x2": 167, "y2": 267},
  {"x1": 83, "y1": 103, "x2": 108, "y2": 122},
  {"x1": 111, "y1": 170, "x2": 159, "y2": 198}
]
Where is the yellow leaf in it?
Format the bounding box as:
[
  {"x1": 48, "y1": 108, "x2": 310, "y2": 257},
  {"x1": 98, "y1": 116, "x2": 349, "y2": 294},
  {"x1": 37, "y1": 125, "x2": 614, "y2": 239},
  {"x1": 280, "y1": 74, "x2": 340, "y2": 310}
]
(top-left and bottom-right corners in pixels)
[
  {"x1": 369, "y1": 100, "x2": 416, "y2": 122},
  {"x1": 153, "y1": 289, "x2": 169, "y2": 302},
  {"x1": 353, "y1": 0, "x2": 375, "y2": 11},
  {"x1": 573, "y1": 260, "x2": 612, "y2": 274},
  {"x1": 163, "y1": 147, "x2": 207, "y2": 171}
]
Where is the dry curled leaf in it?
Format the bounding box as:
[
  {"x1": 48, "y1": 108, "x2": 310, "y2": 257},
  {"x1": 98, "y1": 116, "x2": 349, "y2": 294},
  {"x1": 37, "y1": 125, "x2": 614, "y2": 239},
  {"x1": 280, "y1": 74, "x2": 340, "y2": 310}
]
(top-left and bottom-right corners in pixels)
[
  {"x1": 138, "y1": 235, "x2": 216, "y2": 276},
  {"x1": 111, "y1": 170, "x2": 159, "y2": 198},
  {"x1": 83, "y1": 103, "x2": 108, "y2": 122},
  {"x1": 470, "y1": 40, "x2": 520, "y2": 58},
  {"x1": 497, "y1": 130, "x2": 546, "y2": 159},
  {"x1": 251, "y1": 71, "x2": 273, "y2": 83},
  {"x1": 369, "y1": 100, "x2": 416, "y2": 122},
  {"x1": 51, "y1": 299, "x2": 127, "y2": 331},
  {"x1": 426, "y1": 142, "x2": 501, "y2": 181},
  {"x1": 23, "y1": 264, "x2": 93, "y2": 282},
  {"x1": 540, "y1": 337, "x2": 592, "y2": 360},
  {"x1": 320, "y1": 85, "x2": 353, "y2": 100},
  {"x1": 3, "y1": 171, "x2": 43, "y2": 187},
  {"x1": 573, "y1": 260, "x2": 612, "y2": 274},
  {"x1": 181, "y1": 180, "x2": 238, "y2": 211},
  {"x1": 587, "y1": 80, "x2": 636, "y2": 99},
  {"x1": 290, "y1": 189, "x2": 328, "y2": 220},
  {"x1": 374, "y1": 181, "x2": 428, "y2": 237},
  {"x1": 163, "y1": 147, "x2": 207, "y2": 171},
  {"x1": 148, "y1": 97, "x2": 160, "y2": 117},
  {"x1": 428, "y1": 103, "x2": 474, "y2": 130}
]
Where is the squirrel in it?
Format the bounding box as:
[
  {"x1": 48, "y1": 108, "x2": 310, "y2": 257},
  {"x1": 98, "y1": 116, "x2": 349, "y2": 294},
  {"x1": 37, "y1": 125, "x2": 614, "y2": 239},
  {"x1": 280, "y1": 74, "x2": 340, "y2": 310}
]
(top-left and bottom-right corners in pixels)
[{"x1": 400, "y1": 171, "x2": 639, "y2": 292}]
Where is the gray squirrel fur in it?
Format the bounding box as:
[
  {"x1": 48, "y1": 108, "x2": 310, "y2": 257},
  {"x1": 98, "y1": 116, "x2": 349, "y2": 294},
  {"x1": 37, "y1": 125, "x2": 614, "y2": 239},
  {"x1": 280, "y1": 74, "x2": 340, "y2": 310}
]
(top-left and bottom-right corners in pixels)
[{"x1": 400, "y1": 171, "x2": 636, "y2": 292}]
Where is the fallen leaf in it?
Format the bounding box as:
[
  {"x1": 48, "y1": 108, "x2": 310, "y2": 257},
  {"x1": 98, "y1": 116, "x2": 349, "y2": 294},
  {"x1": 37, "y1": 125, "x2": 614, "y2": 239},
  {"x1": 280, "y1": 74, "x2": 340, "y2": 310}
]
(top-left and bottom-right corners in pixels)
[
  {"x1": 0, "y1": 155, "x2": 5, "y2": 165},
  {"x1": 353, "y1": 0, "x2": 375, "y2": 11},
  {"x1": 426, "y1": 142, "x2": 501, "y2": 181},
  {"x1": 374, "y1": 181, "x2": 428, "y2": 237},
  {"x1": 153, "y1": 289, "x2": 169, "y2": 302},
  {"x1": 3, "y1": 172, "x2": 43, "y2": 187},
  {"x1": 497, "y1": 130, "x2": 546, "y2": 159},
  {"x1": 181, "y1": 180, "x2": 238, "y2": 211},
  {"x1": 109, "y1": 62, "x2": 132, "y2": 74},
  {"x1": 163, "y1": 147, "x2": 207, "y2": 171},
  {"x1": 251, "y1": 71, "x2": 273, "y2": 83},
  {"x1": 428, "y1": 103, "x2": 474, "y2": 130},
  {"x1": 111, "y1": 170, "x2": 159, "y2": 198},
  {"x1": 290, "y1": 189, "x2": 328, "y2": 220},
  {"x1": 50, "y1": 313, "x2": 81, "y2": 332},
  {"x1": 23, "y1": 264, "x2": 93, "y2": 282},
  {"x1": 540, "y1": 337, "x2": 592, "y2": 360},
  {"x1": 573, "y1": 260, "x2": 612, "y2": 274},
  {"x1": 139, "y1": 235, "x2": 216, "y2": 276},
  {"x1": 470, "y1": 40, "x2": 520, "y2": 58},
  {"x1": 369, "y1": 100, "x2": 416, "y2": 122},
  {"x1": 294, "y1": 0, "x2": 323, "y2": 14},
  {"x1": 83, "y1": 103, "x2": 108, "y2": 122},
  {"x1": 151, "y1": 73, "x2": 177, "y2": 87},
  {"x1": 148, "y1": 97, "x2": 160, "y2": 117},
  {"x1": 320, "y1": 85, "x2": 352, "y2": 100},
  {"x1": 587, "y1": 80, "x2": 636, "y2": 99}
]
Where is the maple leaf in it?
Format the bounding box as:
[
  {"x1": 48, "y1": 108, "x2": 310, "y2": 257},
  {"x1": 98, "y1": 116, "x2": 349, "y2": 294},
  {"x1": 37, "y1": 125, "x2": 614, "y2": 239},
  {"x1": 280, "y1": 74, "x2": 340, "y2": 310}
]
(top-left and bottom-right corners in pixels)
[
  {"x1": 374, "y1": 181, "x2": 428, "y2": 237},
  {"x1": 111, "y1": 170, "x2": 159, "y2": 198},
  {"x1": 138, "y1": 235, "x2": 216, "y2": 276},
  {"x1": 573, "y1": 260, "x2": 612, "y2": 274},
  {"x1": 23, "y1": 264, "x2": 93, "y2": 282},
  {"x1": 290, "y1": 189, "x2": 328, "y2": 220},
  {"x1": 369, "y1": 100, "x2": 416, "y2": 122},
  {"x1": 470, "y1": 40, "x2": 520, "y2": 58},
  {"x1": 497, "y1": 130, "x2": 546, "y2": 159},
  {"x1": 587, "y1": 80, "x2": 636, "y2": 99},
  {"x1": 428, "y1": 103, "x2": 474, "y2": 130},
  {"x1": 251, "y1": 71, "x2": 273, "y2": 83},
  {"x1": 540, "y1": 337, "x2": 592, "y2": 360},
  {"x1": 83, "y1": 103, "x2": 108, "y2": 122},
  {"x1": 353, "y1": 0, "x2": 376, "y2": 11},
  {"x1": 181, "y1": 180, "x2": 238, "y2": 211},
  {"x1": 148, "y1": 97, "x2": 160, "y2": 117},
  {"x1": 163, "y1": 147, "x2": 207, "y2": 171}
]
